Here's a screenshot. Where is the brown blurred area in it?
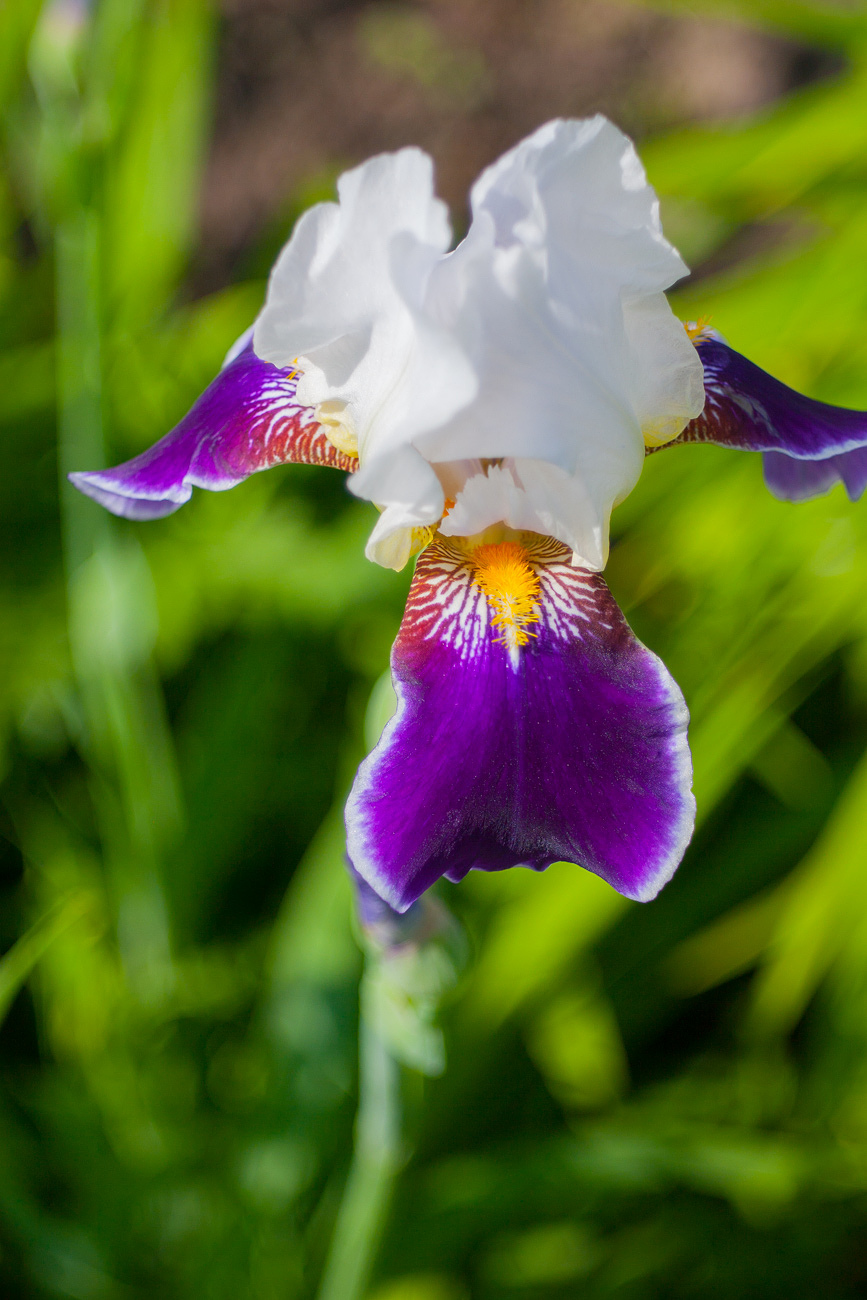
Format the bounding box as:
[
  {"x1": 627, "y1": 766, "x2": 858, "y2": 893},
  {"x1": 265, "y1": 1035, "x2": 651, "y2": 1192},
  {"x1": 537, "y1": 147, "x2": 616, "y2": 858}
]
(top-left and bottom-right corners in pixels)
[{"x1": 197, "y1": 0, "x2": 837, "y2": 290}]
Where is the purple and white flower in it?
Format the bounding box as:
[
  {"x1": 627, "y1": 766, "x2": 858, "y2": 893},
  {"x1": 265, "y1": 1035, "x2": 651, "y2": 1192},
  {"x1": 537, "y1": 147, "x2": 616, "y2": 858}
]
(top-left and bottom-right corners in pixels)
[{"x1": 70, "y1": 117, "x2": 867, "y2": 913}]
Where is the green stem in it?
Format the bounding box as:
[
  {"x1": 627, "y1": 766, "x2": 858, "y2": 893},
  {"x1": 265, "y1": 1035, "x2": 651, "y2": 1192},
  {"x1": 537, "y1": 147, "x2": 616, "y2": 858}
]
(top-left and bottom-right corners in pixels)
[{"x1": 316, "y1": 966, "x2": 401, "y2": 1300}]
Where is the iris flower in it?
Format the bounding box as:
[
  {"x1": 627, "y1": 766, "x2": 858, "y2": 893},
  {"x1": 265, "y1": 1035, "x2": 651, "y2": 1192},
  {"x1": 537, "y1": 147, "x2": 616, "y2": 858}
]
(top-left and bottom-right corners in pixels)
[{"x1": 71, "y1": 117, "x2": 867, "y2": 913}]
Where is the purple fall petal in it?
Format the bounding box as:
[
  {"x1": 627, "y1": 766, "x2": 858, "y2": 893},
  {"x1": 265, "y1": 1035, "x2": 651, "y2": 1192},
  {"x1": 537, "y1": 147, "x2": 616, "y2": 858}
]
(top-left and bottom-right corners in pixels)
[
  {"x1": 763, "y1": 446, "x2": 867, "y2": 503},
  {"x1": 69, "y1": 343, "x2": 355, "y2": 519},
  {"x1": 674, "y1": 337, "x2": 867, "y2": 462},
  {"x1": 352, "y1": 866, "x2": 420, "y2": 932},
  {"x1": 346, "y1": 537, "x2": 695, "y2": 913}
]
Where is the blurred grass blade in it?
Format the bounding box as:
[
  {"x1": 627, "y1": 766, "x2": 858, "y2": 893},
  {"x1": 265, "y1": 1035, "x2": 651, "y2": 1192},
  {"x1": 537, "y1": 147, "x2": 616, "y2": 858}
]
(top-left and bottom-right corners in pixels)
[
  {"x1": 0, "y1": 343, "x2": 55, "y2": 421},
  {"x1": 56, "y1": 207, "x2": 108, "y2": 573},
  {"x1": 664, "y1": 885, "x2": 791, "y2": 998},
  {"x1": 0, "y1": 896, "x2": 87, "y2": 1027},
  {"x1": 57, "y1": 210, "x2": 178, "y2": 999},
  {"x1": 746, "y1": 746, "x2": 867, "y2": 1039},
  {"x1": 103, "y1": 0, "x2": 213, "y2": 322},
  {"x1": 266, "y1": 801, "x2": 358, "y2": 996},
  {"x1": 460, "y1": 864, "x2": 629, "y2": 1030},
  {"x1": 645, "y1": 59, "x2": 867, "y2": 218},
  {"x1": 0, "y1": 0, "x2": 43, "y2": 113},
  {"x1": 527, "y1": 976, "x2": 629, "y2": 1110}
]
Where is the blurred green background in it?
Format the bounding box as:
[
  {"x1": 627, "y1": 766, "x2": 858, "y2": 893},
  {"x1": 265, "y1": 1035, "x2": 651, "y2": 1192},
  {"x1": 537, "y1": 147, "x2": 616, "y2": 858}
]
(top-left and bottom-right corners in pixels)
[{"x1": 3, "y1": 0, "x2": 867, "y2": 1295}]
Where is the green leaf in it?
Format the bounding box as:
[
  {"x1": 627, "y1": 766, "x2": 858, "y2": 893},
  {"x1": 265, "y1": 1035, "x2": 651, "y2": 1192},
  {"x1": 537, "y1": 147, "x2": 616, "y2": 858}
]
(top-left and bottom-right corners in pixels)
[{"x1": 103, "y1": 0, "x2": 213, "y2": 323}]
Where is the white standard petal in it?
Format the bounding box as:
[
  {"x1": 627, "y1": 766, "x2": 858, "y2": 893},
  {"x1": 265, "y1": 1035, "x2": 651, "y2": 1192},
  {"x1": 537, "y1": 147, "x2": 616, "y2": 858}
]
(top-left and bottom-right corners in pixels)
[
  {"x1": 474, "y1": 116, "x2": 705, "y2": 446},
  {"x1": 253, "y1": 148, "x2": 477, "y2": 465},
  {"x1": 624, "y1": 294, "x2": 706, "y2": 445},
  {"x1": 417, "y1": 117, "x2": 703, "y2": 539},
  {"x1": 253, "y1": 119, "x2": 704, "y2": 572}
]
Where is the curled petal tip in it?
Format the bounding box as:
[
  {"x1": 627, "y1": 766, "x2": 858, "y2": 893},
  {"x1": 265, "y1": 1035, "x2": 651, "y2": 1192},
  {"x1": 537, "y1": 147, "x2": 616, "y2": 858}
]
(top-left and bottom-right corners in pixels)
[
  {"x1": 682, "y1": 339, "x2": 867, "y2": 462},
  {"x1": 68, "y1": 341, "x2": 352, "y2": 521},
  {"x1": 763, "y1": 446, "x2": 867, "y2": 504},
  {"x1": 67, "y1": 470, "x2": 189, "y2": 519}
]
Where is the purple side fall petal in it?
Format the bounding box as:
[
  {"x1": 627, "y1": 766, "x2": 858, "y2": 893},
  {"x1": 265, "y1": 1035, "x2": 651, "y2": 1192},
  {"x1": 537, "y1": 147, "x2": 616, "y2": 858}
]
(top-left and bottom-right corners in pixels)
[
  {"x1": 676, "y1": 338, "x2": 867, "y2": 464},
  {"x1": 69, "y1": 343, "x2": 355, "y2": 519},
  {"x1": 346, "y1": 536, "x2": 695, "y2": 913},
  {"x1": 763, "y1": 446, "x2": 867, "y2": 503}
]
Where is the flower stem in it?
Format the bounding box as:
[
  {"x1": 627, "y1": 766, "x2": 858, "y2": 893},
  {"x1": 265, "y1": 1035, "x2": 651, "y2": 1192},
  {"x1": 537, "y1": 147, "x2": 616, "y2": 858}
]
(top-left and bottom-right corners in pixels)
[{"x1": 316, "y1": 965, "x2": 401, "y2": 1300}]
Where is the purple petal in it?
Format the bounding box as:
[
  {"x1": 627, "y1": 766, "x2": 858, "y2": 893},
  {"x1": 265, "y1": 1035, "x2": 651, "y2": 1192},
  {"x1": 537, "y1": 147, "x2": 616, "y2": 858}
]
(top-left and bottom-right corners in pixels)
[
  {"x1": 679, "y1": 338, "x2": 867, "y2": 460},
  {"x1": 763, "y1": 446, "x2": 867, "y2": 503},
  {"x1": 346, "y1": 537, "x2": 695, "y2": 913},
  {"x1": 351, "y1": 865, "x2": 421, "y2": 932},
  {"x1": 69, "y1": 342, "x2": 355, "y2": 519}
]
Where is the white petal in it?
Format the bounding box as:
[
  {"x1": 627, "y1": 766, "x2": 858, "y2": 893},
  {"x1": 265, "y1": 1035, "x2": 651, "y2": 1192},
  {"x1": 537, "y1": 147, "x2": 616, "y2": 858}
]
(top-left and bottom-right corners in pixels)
[
  {"x1": 437, "y1": 464, "x2": 544, "y2": 539},
  {"x1": 624, "y1": 294, "x2": 706, "y2": 445},
  {"x1": 351, "y1": 443, "x2": 445, "y2": 570},
  {"x1": 478, "y1": 117, "x2": 705, "y2": 448},
  {"x1": 252, "y1": 119, "x2": 704, "y2": 571},
  {"x1": 417, "y1": 212, "x2": 640, "y2": 476},
  {"x1": 253, "y1": 149, "x2": 476, "y2": 459},
  {"x1": 437, "y1": 454, "x2": 638, "y2": 571},
  {"x1": 508, "y1": 458, "x2": 616, "y2": 570},
  {"x1": 364, "y1": 517, "x2": 418, "y2": 572},
  {"x1": 471, "y1": 116, "x2": 686, "y2": 292},
  {"x1": 413, "y1": 119, "x2": 701, "y2": 566},
  {"x1": 418, "y1": 117, "x2": 703, "y2": 489}
]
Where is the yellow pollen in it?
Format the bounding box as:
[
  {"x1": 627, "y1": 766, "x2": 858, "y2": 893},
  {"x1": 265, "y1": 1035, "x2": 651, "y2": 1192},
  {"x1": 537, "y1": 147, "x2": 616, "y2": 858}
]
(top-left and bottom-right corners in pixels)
[
  {"x1": 472, "y1": 541, "x2": 541, "y2": 650},
  {"x1": 684, "y1": 316, "x2": 713, "y2": 344}
]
